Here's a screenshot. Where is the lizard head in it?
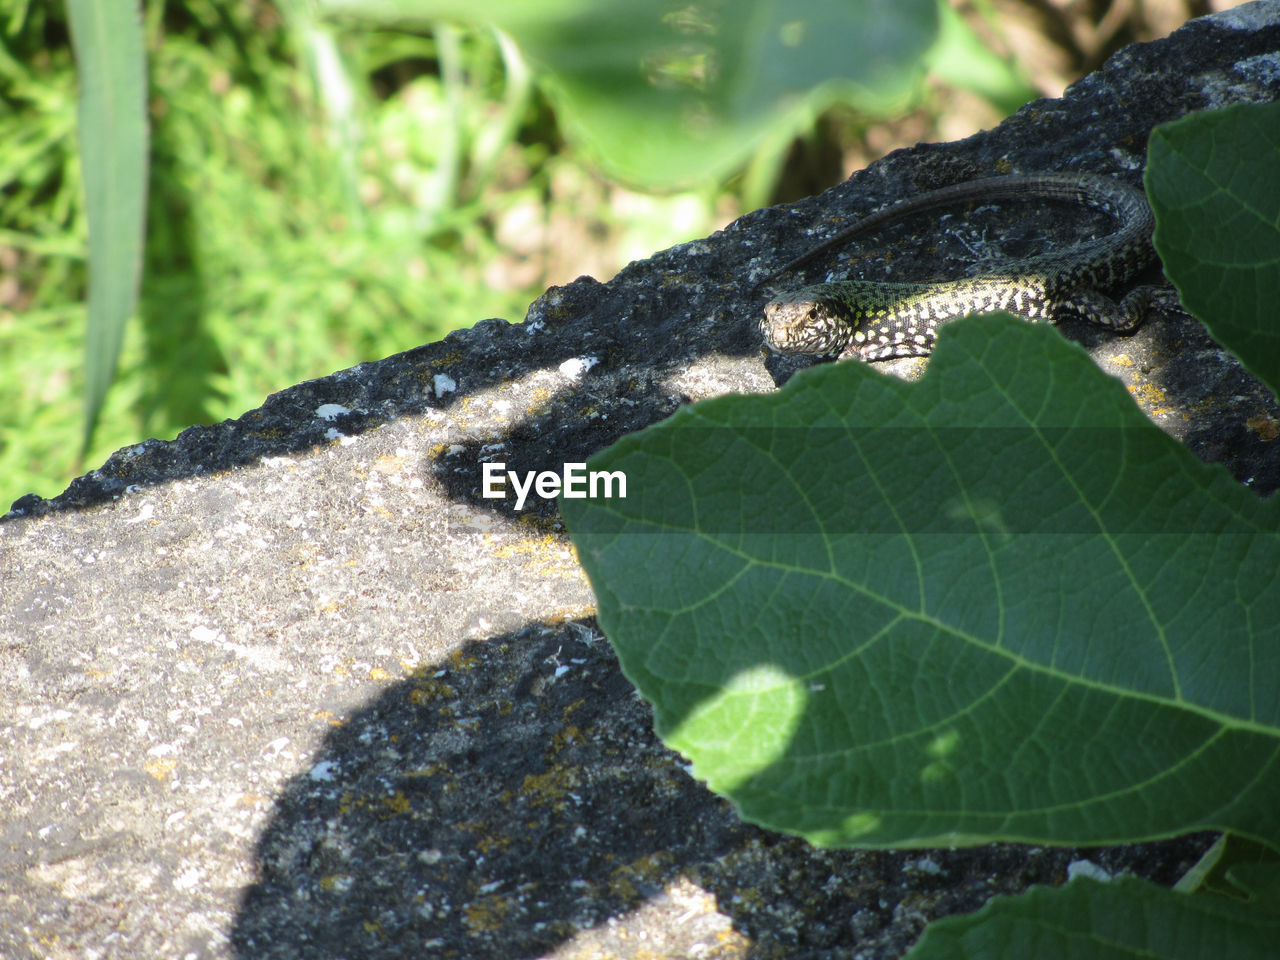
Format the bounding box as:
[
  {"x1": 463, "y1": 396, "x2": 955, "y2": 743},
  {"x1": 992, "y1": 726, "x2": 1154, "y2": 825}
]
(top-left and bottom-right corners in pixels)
[{"x1": 760, "y1": 288, "x2": 852, "y2": 356}]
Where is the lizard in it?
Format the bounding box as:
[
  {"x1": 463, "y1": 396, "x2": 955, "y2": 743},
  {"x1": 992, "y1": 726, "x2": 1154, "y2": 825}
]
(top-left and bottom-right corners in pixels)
[{"x1": 757, "y1": 172, "x2": 1164, "y2": 363}]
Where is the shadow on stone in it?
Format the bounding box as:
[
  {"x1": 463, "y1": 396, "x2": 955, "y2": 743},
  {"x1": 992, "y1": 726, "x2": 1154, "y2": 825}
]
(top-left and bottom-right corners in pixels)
[
  {"x1": 230, "y1": 618, "x2": 757, "y2": 958},
  {"x1": 8, "y1": 266, "x2": 764, "y2": 522}
]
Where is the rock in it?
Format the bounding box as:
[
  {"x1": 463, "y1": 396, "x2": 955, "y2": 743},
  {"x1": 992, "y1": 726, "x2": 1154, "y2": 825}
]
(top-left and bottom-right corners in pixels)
[{"x1": 4, "y1": 4, "x2": 1278, "y2": 957}]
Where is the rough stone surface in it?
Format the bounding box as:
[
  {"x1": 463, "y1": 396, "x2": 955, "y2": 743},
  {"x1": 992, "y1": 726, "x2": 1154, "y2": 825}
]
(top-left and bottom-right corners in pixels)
[{"x1": 3, "y1": 5, "x2": 1279, "y2": 958}]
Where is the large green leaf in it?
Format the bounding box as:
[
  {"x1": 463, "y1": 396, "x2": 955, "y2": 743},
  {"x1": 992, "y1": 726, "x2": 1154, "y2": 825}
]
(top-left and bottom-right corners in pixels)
[
  {"x1": 562, "y1": 315, "x2": 1280, "y2": 849},
  {"x1": 66, "y1": 0, "x2": 149, "y2": 453},
  {"x1": 316, "y1": 0, "x2": 939, "y2": 188},
  {"x1": 905, "y1": 877, "x2": 1280, "y2": 959},
  {"x1": 1147, "y1": 101, "x2": 1280, "y2": 397}
]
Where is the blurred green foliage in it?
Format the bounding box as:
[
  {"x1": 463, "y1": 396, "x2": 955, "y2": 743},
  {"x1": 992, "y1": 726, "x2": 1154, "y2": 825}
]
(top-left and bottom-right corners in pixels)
[
  {"x1": 1, "y1": 1, "x2": 562, "y2": 506},
  {"x1": 317, "y1": 0, "x2": 940, "y2": 187},
  {"x1": 0, "y1": 0, "x2": 1036, "y2": 509}
]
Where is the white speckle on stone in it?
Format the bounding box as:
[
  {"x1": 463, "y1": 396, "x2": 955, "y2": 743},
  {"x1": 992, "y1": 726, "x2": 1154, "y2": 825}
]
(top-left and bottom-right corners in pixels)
[
  {"x1": 125, "y1": 502, "x2": 154, "y2": 523},
  {"x1": 315, "y1": 403, "x2": 350, "y2": 421},
  {"x1": 26, "y1": 709, "x2": 73, "y2": 731},
  {"x1": 1067, "y1": 859, "x2": 1112, "y2": 883},
  {"x1": 558, "y1": 356, "x2": 599, "y2": 380},
  {"x1": 324, "y1": 874, "x2": 354, "y2": 893},
  {"x1": 190, "y1": 625, "x2": 221, "y2": 643},
  {"x1": 908, "y1": 856, "x2": 943, "y2": 875},
  {"x1": 308, "y1": 760, "x2": 338, "y2": 782},
  {"x1": 433, "y1": 373, "x2": 457, "y2": 396},
  {"x1": 172, "y1": 865, "x2": 204, "y2": 891}
]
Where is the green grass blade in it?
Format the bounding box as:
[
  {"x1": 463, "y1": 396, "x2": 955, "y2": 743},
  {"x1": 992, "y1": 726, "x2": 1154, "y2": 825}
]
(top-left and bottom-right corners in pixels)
[{"x1": 66, "y1": 0, "x2": 149, "y2": 455}]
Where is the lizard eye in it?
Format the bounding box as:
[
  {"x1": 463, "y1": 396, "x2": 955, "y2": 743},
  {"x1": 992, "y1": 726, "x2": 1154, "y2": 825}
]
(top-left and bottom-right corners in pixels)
[{"x1": 807, "y1": 307, "x2": 819, "y2": 320}]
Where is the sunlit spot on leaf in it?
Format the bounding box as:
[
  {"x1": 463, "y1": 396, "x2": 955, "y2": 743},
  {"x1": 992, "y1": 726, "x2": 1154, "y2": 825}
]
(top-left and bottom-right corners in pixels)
[{"x1": 669, "y1": 662, "x2": 807, "y2": 793}]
